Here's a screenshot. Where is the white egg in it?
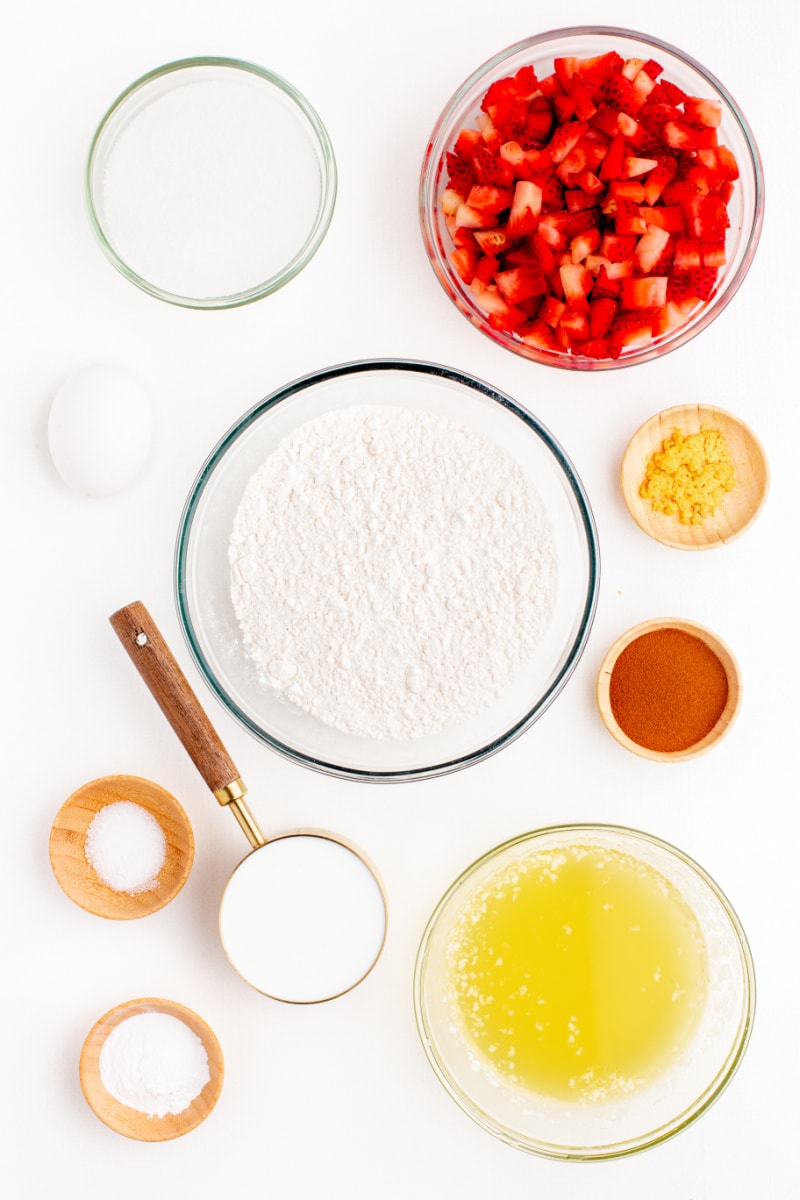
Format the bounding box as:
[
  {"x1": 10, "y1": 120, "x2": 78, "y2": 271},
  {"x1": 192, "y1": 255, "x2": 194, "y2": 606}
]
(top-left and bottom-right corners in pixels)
[{"x1": 48, "y1": 364, "x2": 154, "y2": 497}]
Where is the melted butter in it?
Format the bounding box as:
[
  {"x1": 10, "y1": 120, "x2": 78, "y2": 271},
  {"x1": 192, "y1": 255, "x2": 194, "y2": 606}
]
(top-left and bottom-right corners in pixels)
[{"x1": 446, "y1": 844, "x2": 708, "y2": 1101}]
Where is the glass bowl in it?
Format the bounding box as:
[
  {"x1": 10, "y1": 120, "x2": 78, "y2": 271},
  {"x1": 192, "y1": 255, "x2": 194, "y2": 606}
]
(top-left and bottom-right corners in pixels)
[
  {"x1": 420, "y1": 27, "x2": 764, "y2": 369},
  {"x1": 175, "y1": 360, "x2": 599, "y2": 782},
  {"x1": 86, "y1": 58, "x2": 337, "y2": 309},
  {"x1": 414, "y1": 824, "x2": 755, "y2": 1160}
]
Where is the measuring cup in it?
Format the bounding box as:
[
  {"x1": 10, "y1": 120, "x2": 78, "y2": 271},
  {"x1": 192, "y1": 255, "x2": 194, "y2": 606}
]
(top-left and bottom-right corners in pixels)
[{"x1": 110, "y1": 601, "x2": 387, "y2": 1003}]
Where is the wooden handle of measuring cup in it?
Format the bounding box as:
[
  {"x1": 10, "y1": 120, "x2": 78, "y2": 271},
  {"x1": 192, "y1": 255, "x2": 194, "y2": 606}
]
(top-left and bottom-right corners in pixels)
[{"x1": 109, "y1": 601, "x2": 266, "y2": 848}]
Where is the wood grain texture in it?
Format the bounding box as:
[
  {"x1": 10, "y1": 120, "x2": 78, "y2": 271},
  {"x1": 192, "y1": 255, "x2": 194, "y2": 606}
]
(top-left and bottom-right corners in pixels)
[
  {"x1": 620, "y1": 404, "x2": 769, "y2": 550},
  {"x1": 49, "y1": 774, "x2": 194, "y2": 919},
  {"x1": 596, "y1": 618, "x2": 742, "y2": 763},
  {"x1": 110, "y1": 601, "x2": 241, "y2": 795},
  {"x1": 79, "y1": 997, "x2": 224, "y2": 1141}
]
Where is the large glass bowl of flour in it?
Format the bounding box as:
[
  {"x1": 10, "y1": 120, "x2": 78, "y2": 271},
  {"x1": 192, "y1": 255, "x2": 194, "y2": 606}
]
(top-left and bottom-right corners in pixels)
[{"x1": 176, "y1": 360, "x2": 599, "y2": 781}]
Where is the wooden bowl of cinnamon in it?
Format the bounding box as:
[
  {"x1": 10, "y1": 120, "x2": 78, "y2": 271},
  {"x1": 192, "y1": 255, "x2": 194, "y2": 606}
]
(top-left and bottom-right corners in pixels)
[{"x1": 596, "y1": 618, "x2": 742, "y2": 762}]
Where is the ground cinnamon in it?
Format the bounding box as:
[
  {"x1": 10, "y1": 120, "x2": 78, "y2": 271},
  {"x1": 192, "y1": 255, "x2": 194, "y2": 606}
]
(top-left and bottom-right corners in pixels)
[{"x1": 609, "y1": 627, "x2": 729, "y2": 753}]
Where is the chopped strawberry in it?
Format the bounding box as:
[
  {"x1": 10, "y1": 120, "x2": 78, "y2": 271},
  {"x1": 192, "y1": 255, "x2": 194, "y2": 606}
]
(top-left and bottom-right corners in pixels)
[
  {"x1": 445, "y1": 151, "x2": 476, "y2": 197},
  {"x1": 686, "y1": 266, "x2": 718, "y2": 300},
  {"x1": 472, "y1": 145, "x2": 515, "y2": 187},
  {"x1": 436, "y1": 44, "x2": 739, "y2": 359},
  {"x1": 495, "y1": 264, "x2": 548, "y2": 303},
  {"x1": 589, "y1": 296, "x2": 618, "y2": 337},
  {"x1": 507, "y1": 179, "x2": 543, "y2": 237},
  {"x1": 619, "y1": 276, "x2": 668, "y2": 309}
]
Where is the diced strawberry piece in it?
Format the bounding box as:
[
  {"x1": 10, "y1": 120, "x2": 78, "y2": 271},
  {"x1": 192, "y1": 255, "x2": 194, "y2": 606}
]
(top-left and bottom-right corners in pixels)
[
  {"x1": 578, "y1": 51, "x2": 625, "y2": 86},
  {"x1": 656, "y1": 79, "x2": 687, "y2": 106},
  {"x1": 638, "y1": 204, "x2": 684, "y2": 233},
  {"x1": 552, "y1": 93, "x2": 576, "y2": 124},
  {"x1": 663, "y1": 120, "x2": 705, "y2": 151},
  {"x1": 560, "y1": 262, "x2": 592, "y2": 310},
  {"x1": 673, "y1": 238, "x2": 704, "y2": 270},
  {"x1": 667, "y1": 272, "x2": 694, "y2": 303},
  {"x1": 589, "y1": 296, "x2": 618, "y2": 337},
  {"x1": 507, "y1": 179, "x2": 543, "y2": 237},
  {"x1": 451, "y1": 224, "x2": 478, "y2": 249},
  {"x1": 635, "y1": 224, "x2": 671, "y2": 273},
  {"x1": 566, "y1": 186, "x2": 601, "y2": 212},
  {"x1": 538, "y1": 294, "x2": 567, "y2": 327},
  {"x1": 604, "y1": 259, "x2": 634, "y2": 280},
  {"x1": 449, "y1": 247, "x2": 479, "y2": 283},
  {"x1": 642, "y1": 157, "x2": 678, "y2": 205},
  {"x1": 473, "y1": 228, "x2": 510, "y2": 255},
  {"x1": 473, "y1": 253, "x2": 500, "y2": 282},
  {"x1": 686, "y1": 266, "x2": 718, "y2": 300},
  {"x1": 474, "y1": 146, "x2": 515, "y2": 187},
  {"x1": 684, "y1": 96, "x2": 722, "y2": 127},
  {"x1": 495, "y1": 264, "x2": 548, "y2": 303},
  {"x1": 621, "y1": 155, "x2": 659, "y2": 179},
  {"x1": 614, "y1": 198, "x2": 648, "y2": 236},
  {"x1": 532, "y1": 234, "x2": 559, "y2": 275},
  {"x1": 592, "y1": 265, "x2": 620, "y2": 298},
  {"x1": 558, "y1": 306, "x2": 591, "y2": 340},
  {"x1": 538, "y1": 214, "x2": 569, "y2": 251},
  {"x1": 445, "y1": 151, "x2": 476, "y2": 197},
  {"x1": 599, "y1": 69, "x2": 639, "y2": 112},
  {"x1": 454, "y1": 128, "x2": 483, "y2": 160},
  {"x1": 654, "y1": 299, "x2": 691, "y2": 336},
  {"x1": 525, "y1": 97, "x2": 555, "y2": 144},
  {"x1": 620, "y1": 276, "x2": 668, "y2": 308},
  {"x1": 701, "y1": 241, "x2": 726, "y2": 268},
  {"x1": 549, "y1": 120, "x2": 588, "y2": 164},
  {"x1": 519, "y1": 318, "x2": 561, "y2": 351},
  {"x1": 717, "y1": 145, "x2": 740, "y2": 181},
  {"x1": 590, "y1": 103, "x2": 622, "y2": 139},
  {"x1": 600, "y1": 233, "x2": 637, "y2": 262},
  {"x1": 581, "y1": 336, "x2": 621, "y2": 359},
  {"x1": 604, "y1": 181, "x2": 645, "y2": 209},
  {"x1": 570, "y1": 227, "x2": 601, "y2": 262},
  {"x1": 466, "y1": 185, "x2": 514, "y2": 213},
  {"x1": 608, "y1": 309, "x2": 656, "y2": 348},
  {"x1": 455, "y1": 202, "x2": 500, "y2": 230},
  {"x1": 469, "y1": 278, "x2": 527, "y2": 329},
  {"x1": 599, "y1": 133, "x2": 626, "y2": 181},
  {"x1": 641, "y1": 58, "x2": 663, "y2": 80}
]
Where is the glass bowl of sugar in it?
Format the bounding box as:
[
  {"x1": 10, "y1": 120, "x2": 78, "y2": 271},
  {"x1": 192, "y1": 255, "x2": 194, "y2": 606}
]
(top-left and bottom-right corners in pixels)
[
  {"x1": 175, "y1": 359, "x2": 599, "y2": 782},
  {"x1": 85, "y1": 58, "x2": 336, "y2": 308}
]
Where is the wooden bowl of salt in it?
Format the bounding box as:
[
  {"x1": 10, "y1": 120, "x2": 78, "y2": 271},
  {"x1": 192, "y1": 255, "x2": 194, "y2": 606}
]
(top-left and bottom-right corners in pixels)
[
  {"x1": 80, "y1": 997, "x2": 224, "y2": 1141},
  {"x1": 49, "y1": 774, "x2": 194, "y2": 919},
  {"x1": 621, "y1": 404, "x2": 769, "y2": 550}
]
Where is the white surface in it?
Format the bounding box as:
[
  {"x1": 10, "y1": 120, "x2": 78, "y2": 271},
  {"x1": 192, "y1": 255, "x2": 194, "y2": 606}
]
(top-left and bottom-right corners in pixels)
[{"x1": 3, "y1": 1, "x2": 797, "y2": 1196}]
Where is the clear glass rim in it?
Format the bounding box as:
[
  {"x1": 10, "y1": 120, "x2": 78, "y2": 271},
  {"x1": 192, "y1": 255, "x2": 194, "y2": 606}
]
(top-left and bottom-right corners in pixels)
[
  {"x1": 174, "y1": 358, "x2": 600, "y2": 782},
  {"x1": 85, "y1": 56, "x2": 338, "y2": 310},
  {"x1": 420, "y1": 25, "x2": 765, "y2": 371},
  {"x1": 413, "y1": 822, "x2": 756, "y2": 1160}
]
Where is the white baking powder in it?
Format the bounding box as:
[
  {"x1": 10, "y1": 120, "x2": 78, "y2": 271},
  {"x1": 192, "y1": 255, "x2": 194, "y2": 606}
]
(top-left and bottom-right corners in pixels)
[
  {"x1": 84, "y1": 801, "x2": 166, "y2": 894},
  {"x1": 229, "y1": 405, "x2": 557, "y2": 739},
  {"x1": 99, "y1": 1012, "x2": 210, "y2": 1118}
]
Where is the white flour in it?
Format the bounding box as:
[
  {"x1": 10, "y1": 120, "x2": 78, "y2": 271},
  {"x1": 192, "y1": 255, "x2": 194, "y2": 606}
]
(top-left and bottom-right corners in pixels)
[{"x1": 229, "y1": 405, "x2": 557, "y2": 739}]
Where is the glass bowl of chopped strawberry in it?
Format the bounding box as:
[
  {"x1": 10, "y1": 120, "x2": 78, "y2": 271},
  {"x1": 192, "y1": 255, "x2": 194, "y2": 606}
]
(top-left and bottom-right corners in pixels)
[{"x1": 420, "y1": 27, "x2": 763, "y2": 368}]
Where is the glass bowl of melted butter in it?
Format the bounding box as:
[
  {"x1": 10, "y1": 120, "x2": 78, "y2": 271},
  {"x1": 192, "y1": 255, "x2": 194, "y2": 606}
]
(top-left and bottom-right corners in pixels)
[{"x1": 414, "y1": 823, "x2": 754, "y2": 1160}]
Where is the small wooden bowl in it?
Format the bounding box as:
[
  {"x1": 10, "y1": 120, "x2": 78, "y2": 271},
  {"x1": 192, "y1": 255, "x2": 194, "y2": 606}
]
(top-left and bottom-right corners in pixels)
[
  {"x1": 79, "y1": 997, "x2": 224, "y2": 1141},
  {"x1": 49, "y1": 775, "x2": 194, "y2": 919},
  {"x1": 621, "y1": 404, "x2": 769, "y2": 550},
  {"x1": 596, "y1": 618, "x2": 742, "y2": 762}
]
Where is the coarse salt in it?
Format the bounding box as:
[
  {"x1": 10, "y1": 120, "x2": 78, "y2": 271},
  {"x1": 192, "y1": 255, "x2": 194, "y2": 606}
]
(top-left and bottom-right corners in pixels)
[{"x1": 84, "y1": 800, "x2": 166, "y2": 894}]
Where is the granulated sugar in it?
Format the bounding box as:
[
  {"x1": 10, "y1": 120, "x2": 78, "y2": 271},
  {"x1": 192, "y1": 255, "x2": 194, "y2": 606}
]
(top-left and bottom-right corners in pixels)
[{"x1": 229, "y1": 405, "x2": 557, "y2": 740}]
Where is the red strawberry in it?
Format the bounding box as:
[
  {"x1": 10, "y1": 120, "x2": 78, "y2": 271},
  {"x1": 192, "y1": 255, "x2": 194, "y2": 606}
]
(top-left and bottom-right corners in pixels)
[
  {"x1": 589, "y1": 296, "x2": 618, "y2": 337},
  {"x1": 472, "y1": 146, "x2": 515, "y2": 187},
  {"x1": 599, "y1": 70, "x2": 639, "y2": 112},
  {"x1": 446, "y1": 151, "x2": 476, "y2": 196},
  {"x1": 495, "y1": 264, "x2": 548, "y2": 303},
  {"x1": 641, "y1": 58, "x2": 663, "y2": 80},
  {"x1": 686, "y1": 267, "x2": 718, "y2": 300}
]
